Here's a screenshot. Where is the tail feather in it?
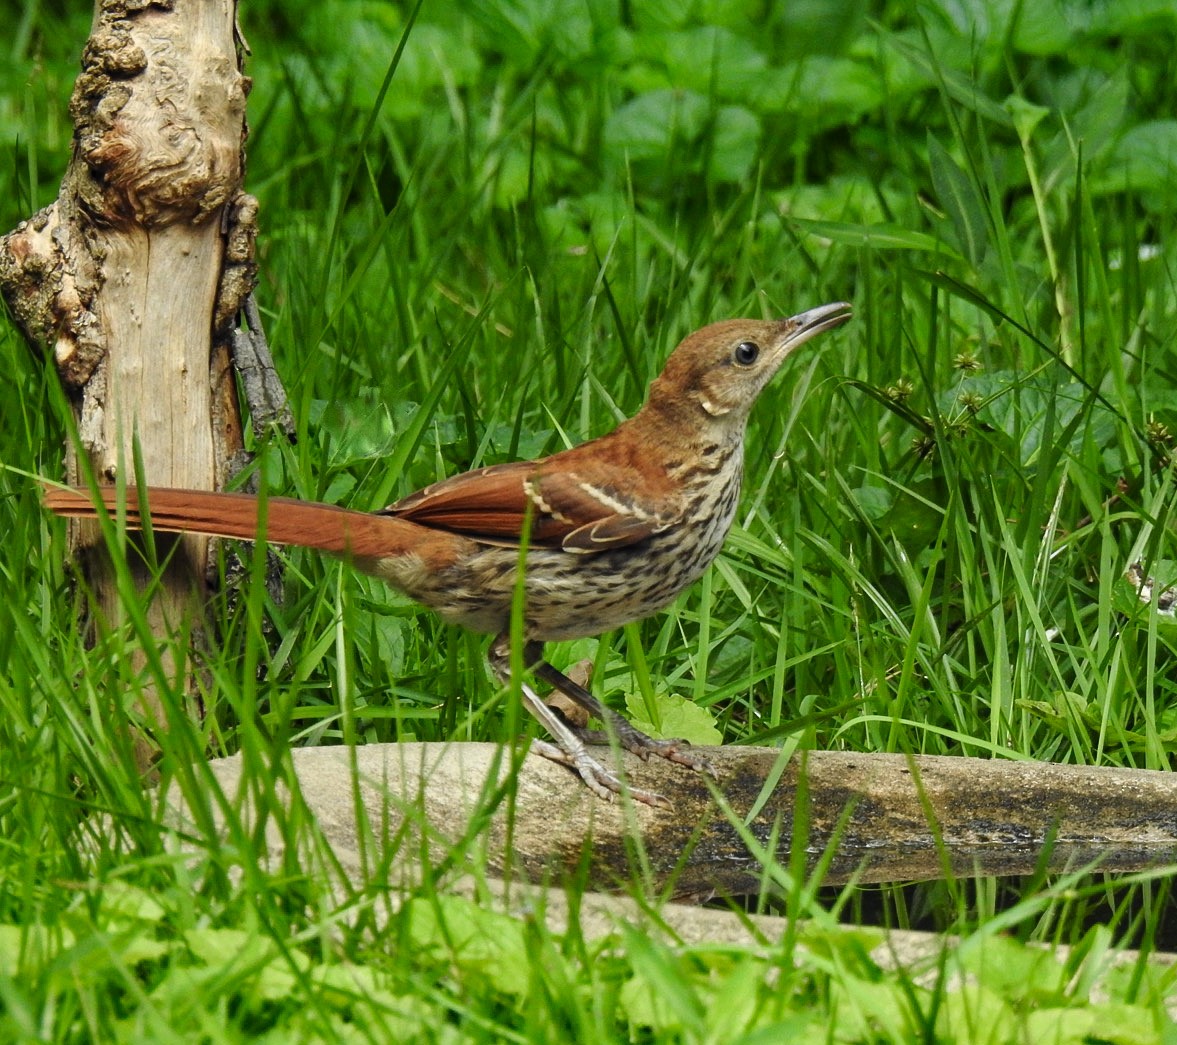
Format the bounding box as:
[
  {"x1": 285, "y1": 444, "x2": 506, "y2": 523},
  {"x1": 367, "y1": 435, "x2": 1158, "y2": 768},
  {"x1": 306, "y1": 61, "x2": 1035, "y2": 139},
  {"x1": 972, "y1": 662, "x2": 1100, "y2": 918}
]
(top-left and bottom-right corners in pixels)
[{"x1": 42, "y1": 485, "x2": 415, "y2": 560}]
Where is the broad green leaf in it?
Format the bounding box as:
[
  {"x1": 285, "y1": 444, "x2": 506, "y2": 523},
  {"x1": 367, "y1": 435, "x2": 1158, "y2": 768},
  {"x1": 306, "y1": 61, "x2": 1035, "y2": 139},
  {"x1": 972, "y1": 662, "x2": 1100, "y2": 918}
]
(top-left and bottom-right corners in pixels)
[
  {"x1": 405, "y1": 895, "x2": 531, "y2": 998},
  {"x1": 1027, "y1": 1002, "x2": 1170, "y2": 1045},
  {"x1": 1005, "y1": 94, "x2": 1050, "y2": 139},
  {"x1": 709, "y1": 105, "x2": 761, "y2": 184},
  {"x1": 625, "y1": 689, "x2": 722, "y2": 745},
  {"x1": 934, "y1": 984, "x2": 1018, "y2": 1043},
  {"x1": 882, "y1": 30, "x2": 1013, "y2": 126},
  {"x1": 939, "y1": 372, "x2": 1116, "y2": 468},
  {"x1": 1022, "y1": 1007, "x2": 1098, "y2": 1045},
  {"x1": 618, "y1": 928, "x2": 704, "y2": 1034},
  {"x1": 1090, "y1": 0, "x2": 1177, "y2": 37},
  {"x1": 99, "y1": 882, "x2": 168, "y2": 926},
  {"x1": 1011, "y1": 0, "x2": 1083, "y2": 55},
  {"x1": 1093, "y1": 120, "x2": 1177, "y2": 200},
  {"x1": 633, "y1": 26, "x2": 769, "y2": 99},
  {"x1": 183, "y1": 927, "x2": 305, "y2": 1002},
  {"x1": 0, "y1": 925, "x2": 23, "y2": 976},
  {"x1": 850, "y1": 485, "x2": 893, "y2": 521},
  {"x1": 927, "y1": 133, "x2": 989, "y2": 267},
  {"x1": 828, "y1": 978, "x2": 922, "y2": 1040},
  {"x1": 604, "y1": 89, "x2": 709, "y2": 162},
  {"x1": 751, "y1": 57, "x2": 883, "y2": 124}
]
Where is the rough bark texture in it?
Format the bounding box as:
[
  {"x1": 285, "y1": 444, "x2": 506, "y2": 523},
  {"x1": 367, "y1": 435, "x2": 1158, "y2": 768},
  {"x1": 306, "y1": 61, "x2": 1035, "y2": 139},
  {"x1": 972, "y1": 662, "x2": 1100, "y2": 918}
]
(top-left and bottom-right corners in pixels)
[
  {"x1": 1, "y1": 0, "x2": 255, "y2": 762},
  {"x1": 165, "y1": 744, "x2": 1177, "y2": 896}
]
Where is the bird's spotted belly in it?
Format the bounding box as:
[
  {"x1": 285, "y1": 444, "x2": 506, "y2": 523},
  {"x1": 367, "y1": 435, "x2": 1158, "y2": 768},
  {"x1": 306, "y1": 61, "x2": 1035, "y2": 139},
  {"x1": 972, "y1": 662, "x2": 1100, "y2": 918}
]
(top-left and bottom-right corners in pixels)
[
  {"x1": 382, "y1": 468, "x2": 743, "y2": 642},
  {"x1": 525, "y1": 482, "x2": 739, "y2": 641}
]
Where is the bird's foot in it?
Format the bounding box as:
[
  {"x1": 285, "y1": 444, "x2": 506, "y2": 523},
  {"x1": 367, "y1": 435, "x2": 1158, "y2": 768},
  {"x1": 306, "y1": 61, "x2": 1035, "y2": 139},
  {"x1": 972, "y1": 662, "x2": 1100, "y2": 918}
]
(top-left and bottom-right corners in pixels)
[
  {"x1": 616, "y1": 731, "x2": 718, "y2": 778},
  {"x1": 489, "y1": 639, "x2": 710, "y2": 805},
  {"x1": 526, "y1": 737, "x2": 671, "y2": 809},
  {"x1": 532, "y1": 659, "x2": 719, "y2": 780}
]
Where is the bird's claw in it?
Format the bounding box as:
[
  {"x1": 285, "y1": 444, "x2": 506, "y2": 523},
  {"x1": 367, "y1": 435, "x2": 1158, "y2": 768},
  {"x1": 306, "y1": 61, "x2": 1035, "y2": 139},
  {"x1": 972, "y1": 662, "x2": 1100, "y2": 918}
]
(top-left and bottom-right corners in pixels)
[
  {"x1": 528, "y1": 738, "x2": 671, "y2": 808},
  {"x1": 628, "y1": 735, "x2": 719, "y2": 779}
]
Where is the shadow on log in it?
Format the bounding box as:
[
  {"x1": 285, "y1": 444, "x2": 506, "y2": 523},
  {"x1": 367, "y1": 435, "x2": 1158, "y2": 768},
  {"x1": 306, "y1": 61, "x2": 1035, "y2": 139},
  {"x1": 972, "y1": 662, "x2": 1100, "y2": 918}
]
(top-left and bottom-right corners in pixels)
[{"x1": 163, "y1": 743, "x2": 1177, "y2": 895}]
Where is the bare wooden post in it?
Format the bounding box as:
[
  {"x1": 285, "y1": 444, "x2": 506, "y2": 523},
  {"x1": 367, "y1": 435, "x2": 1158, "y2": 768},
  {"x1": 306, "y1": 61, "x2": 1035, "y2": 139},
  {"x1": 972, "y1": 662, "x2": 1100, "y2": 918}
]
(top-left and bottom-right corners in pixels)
[{"x1": 0, "y1": 0, "x2": 257, "y2": 766}]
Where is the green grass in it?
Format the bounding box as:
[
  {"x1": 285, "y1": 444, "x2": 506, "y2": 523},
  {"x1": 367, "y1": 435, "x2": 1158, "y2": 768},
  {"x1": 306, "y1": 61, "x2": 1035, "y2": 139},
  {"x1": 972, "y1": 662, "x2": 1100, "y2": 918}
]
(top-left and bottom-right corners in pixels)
[{"x1": 4, "y1": 0, "x2": 1177, "y2": 1039}]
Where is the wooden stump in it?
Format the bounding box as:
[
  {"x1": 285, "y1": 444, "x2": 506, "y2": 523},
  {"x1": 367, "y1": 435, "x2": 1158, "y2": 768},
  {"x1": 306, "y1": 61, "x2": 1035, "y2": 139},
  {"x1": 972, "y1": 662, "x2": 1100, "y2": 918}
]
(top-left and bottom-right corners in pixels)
[{"x1": 1, "y1": 0, "x2": 256, "y2": 765}]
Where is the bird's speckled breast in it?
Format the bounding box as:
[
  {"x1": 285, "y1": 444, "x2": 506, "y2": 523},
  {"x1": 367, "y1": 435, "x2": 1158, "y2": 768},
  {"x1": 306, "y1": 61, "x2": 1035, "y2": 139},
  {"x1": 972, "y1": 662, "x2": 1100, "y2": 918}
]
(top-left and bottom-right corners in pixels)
[{"x1": 374, "y1": 447, "x2": 746, "y2": 642}]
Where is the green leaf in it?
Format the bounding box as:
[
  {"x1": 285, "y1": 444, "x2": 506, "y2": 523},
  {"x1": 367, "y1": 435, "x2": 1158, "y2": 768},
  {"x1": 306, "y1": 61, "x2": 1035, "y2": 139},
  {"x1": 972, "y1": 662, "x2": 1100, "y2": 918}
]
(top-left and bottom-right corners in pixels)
[
  {"x1": 1090, "y1": 0, "x2": 1177, "y2": 37},
  {"x1": 751, "y1": 57, "x2": 883, "y2": 124},
  {"x1": 1011, "y1": 0, "x2": 1082, "y2": 55},
  {"x1": 1005, "y1": 93, "x2": 1051, "y2": 139},
  {"x1": 405, "y1": 895, "x2": 531, "y2": 998},
  {"x1": 850, "y1": 485, "x2": 893, "y2": 521},
  {"x1": 0, "y1": 925, "x2": 23, "y2": 976},
  {"x1": 934, "y1": 984, "x2": 1018, "y2": 1042},
  {"x1": 828, "y1": 978, "x2": 922, "y2": 1040},
  {"x1": 709, "y1": 105, "x2": 761, "y2": 183},
  {"x1": 604, "y1": 89, "x2": 709, "y2": 163},
  {"x1": 618, "y1": 928, "x2": 704, "y2": 1034},
  {"x1": 118, "y1": 934, "x2": 173, "y2": 967},
  {"x1": 1024, "y1": 1002, "x2": 1168, "y2": 1045},
  {"x1": 927, "y1": 133, "x2": 989, "y2": 267},
  {"x1": 882, "y1": 30, "x2": 1012, "y2": 126},
  {"x1": 625, "y1": 689, "x2": 722, "y2": 745},
  {"x1": 1094, "y1": 120, "x2": 1177, "y2": 201},
  {"x1": 633, "y1": 26, "x2": 769, "y2": 99},
  {"x1": 939, "y1": 371, "x2": 1116, "y2": 469},
  {"x1": 183, "y1": 927, "x2": 305, "y2": 1002},
  {"x1": 99, "y1": 882, "x2": 168, "y2": 926},
  {"x1": 316, "y1": 395, "x2": 400, "y2": 468},
  {"x1": 789, "y1": 218, "x2": 964, "y2": 259},
  {"x1": 1022, "y1": 1006, "x2": 1096, "y2": 1045}
]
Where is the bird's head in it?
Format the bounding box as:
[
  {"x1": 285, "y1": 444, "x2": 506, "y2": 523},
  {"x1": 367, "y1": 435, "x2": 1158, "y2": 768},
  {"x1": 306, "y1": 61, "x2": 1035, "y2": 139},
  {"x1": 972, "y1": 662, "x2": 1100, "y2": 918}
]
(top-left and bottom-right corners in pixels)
[{"x1": 649, "y1": 302, "x2": 852, "y2": 426}]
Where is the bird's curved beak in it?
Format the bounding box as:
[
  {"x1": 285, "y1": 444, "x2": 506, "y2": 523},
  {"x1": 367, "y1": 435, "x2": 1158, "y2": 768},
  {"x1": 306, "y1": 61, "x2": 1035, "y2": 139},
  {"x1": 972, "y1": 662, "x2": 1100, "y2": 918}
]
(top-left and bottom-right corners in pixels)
[{"x1": 777, "y1": 302, "x2": 853, "y2": 350}]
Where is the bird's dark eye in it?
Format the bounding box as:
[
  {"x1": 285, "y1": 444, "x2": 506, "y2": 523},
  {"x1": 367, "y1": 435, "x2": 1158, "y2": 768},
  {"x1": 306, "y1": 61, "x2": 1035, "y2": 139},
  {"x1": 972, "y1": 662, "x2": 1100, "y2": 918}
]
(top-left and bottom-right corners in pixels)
[{"x1": 734, "y1": 341, "x2": 760, "y2": 365}]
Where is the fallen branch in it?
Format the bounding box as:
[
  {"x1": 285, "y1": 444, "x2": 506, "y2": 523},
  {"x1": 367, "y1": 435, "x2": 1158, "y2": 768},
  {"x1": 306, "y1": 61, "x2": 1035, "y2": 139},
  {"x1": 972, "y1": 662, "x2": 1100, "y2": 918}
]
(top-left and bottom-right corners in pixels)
[{"x1": 162, "y1": 743, "x2": 1177, "y2": 893}]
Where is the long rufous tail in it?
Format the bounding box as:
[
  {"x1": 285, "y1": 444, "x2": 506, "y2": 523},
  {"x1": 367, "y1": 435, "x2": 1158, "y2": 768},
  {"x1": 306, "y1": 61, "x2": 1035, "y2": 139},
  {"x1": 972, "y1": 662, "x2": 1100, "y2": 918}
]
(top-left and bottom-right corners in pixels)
[{"x1": 42, "y1": 485, "x2": 416, "y2": 560}]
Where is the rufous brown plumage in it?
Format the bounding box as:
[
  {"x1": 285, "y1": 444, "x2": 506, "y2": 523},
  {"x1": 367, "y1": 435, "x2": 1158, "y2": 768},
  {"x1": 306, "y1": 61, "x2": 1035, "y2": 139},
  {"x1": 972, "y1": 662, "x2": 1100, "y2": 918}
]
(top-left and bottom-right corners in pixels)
[{"x1": 45, "y1": 303, "x2": 852, "y2": 805}]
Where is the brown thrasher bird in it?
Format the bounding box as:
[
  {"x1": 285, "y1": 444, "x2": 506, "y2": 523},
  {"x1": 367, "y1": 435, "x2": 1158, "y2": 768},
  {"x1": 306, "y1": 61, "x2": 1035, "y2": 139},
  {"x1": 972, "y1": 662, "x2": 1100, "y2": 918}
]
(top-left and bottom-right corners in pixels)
[{"x1": 45, "y1": 302, "x2": 851, "y2": 805}]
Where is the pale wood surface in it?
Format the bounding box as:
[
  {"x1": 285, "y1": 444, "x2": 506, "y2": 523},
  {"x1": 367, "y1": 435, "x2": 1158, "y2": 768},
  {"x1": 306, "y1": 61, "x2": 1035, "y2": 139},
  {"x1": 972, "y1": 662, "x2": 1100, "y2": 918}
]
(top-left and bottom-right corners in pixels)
[
  {"x1": 1, "y1": 1, "x2": 255, "y2": 760},
  {"x1": 166, "y1": 743, "x2": 1177, "y2": 894}
]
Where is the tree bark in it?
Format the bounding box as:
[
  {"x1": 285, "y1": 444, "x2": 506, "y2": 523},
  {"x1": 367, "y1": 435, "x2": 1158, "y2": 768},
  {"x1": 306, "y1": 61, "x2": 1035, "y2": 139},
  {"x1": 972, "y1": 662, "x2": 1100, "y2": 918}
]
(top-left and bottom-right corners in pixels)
[
  {"x1": 167, "y1": 744, "x2": 1177, "y2": 896},
  {"x1": 0, "y1": 0, "x2": 255, "y2": 767}
]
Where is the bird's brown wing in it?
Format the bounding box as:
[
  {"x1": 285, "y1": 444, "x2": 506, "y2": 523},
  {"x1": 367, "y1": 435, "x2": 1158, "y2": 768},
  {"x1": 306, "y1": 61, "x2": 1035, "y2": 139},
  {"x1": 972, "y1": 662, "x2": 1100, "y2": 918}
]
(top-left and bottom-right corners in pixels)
[
  {"x1": 526, "y1": 466, "x2": 675, "y2": 552},
  {"x1": 384, "y1": 459, "x2": 675, "y2": 552},
  {"x1": 384, "y1": 462, "x2": 554, "y2": 543}
]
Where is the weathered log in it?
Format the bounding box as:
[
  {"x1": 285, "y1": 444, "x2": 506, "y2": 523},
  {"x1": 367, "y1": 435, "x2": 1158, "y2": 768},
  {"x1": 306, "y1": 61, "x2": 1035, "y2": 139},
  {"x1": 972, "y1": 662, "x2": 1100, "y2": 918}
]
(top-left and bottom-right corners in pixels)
[
  {"x1": 146, "y1": 743, "x2": 1177, "y2": 1012},
  {"x1": 163, "y1": 743, "x2": 1177, "y2": 894}
]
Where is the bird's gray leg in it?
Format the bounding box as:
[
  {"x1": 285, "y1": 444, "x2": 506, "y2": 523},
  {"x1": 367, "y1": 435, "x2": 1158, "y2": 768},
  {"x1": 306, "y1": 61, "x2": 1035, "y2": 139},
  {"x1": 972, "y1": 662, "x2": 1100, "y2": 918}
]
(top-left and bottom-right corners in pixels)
[
  {"x1": 530, "y1": 658, "x2": 718, "y2": 778},
  {"x1": 488, "y1": 636, "x2": 671, "y2": 807}
]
